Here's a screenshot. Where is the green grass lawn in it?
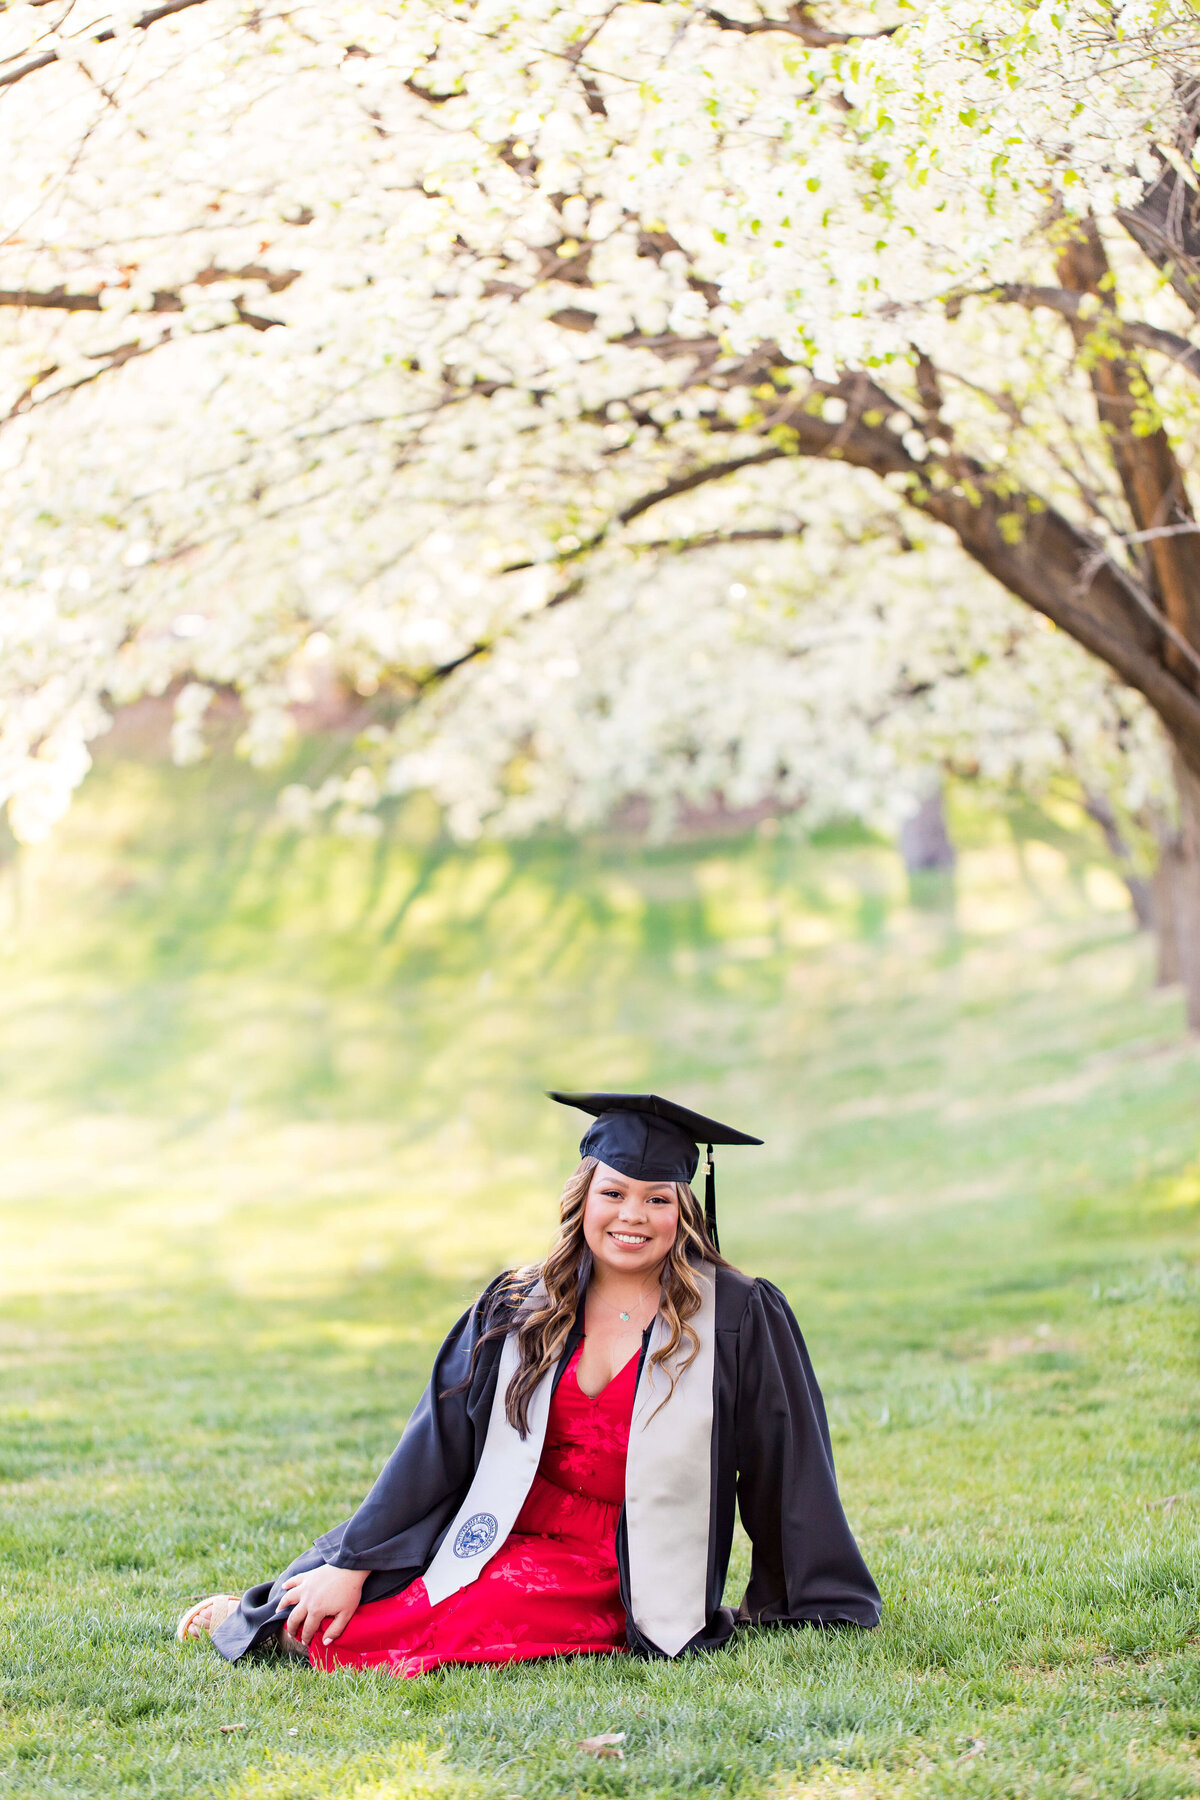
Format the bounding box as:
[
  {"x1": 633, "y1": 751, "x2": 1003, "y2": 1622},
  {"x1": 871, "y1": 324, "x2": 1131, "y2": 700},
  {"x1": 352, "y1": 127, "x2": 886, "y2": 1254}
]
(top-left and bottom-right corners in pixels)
[{"x1": 1, "y1": 752, "x2": 1198, "y2": 1800}]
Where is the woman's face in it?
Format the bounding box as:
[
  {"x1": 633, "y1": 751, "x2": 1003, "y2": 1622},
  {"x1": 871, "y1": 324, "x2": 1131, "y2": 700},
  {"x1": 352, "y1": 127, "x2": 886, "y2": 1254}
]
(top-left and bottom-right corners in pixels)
[{"x1": 582, "y1": 1161, "x2": 680, "y2": 1277}]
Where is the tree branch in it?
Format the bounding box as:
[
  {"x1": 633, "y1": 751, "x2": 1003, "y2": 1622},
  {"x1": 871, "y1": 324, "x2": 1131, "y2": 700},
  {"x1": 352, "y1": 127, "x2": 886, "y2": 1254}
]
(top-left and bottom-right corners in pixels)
[
  {"x1": 484, "y1": 371, "x2": 1200, "y2": 760},
  {"x1": 633, "y1": 525, "x2": 807, "y2": 553},
  {"x1": 406, "y1": 577, "x2": 586, "y2": 695},
  {"x1": 0, "y1": 51, "x2": 58, "y2": 89},
  {"x1": 0, "y1": 263, "x2": 297, "y2": 336},
  {"x1": 701, "y1": 4, "x2": 896, "y2": 43},
  {"x1": 770, "y1": 377, "x2": 1200, "y2": 759},
  {"x1": 618, "y1": 447, "x2": 789, "y2": 526},
  {"x1": 0, "y1": 0, "x2": 213, "y2": 90},
  {"x1": 1, "y1": 305, "x2": 259, "y2": 425},
  {"x1": 961, "y1": 282, "x2": 1200, "y2": 382},
  {"x1": 5, "y1": 335, "x2": 158, "y2": 421},
  {"x1": 1117, "y1": 148, "x2": 1200, "y2": 321},
  {"x1": 0, "y1": 287, "x2": 102, "y2": 312},
  {"x1": 498, "y1": 446, "x2": 790, "y2": 576},
  {"x1": 1075, "y1": 538, "x2": 1200, "y2": 687}
]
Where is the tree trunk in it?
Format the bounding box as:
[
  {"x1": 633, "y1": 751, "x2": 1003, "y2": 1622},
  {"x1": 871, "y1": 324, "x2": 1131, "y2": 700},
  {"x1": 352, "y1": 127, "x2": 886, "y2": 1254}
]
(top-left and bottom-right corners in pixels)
[
  {"x1": 1152, "y1": 840, "x2": 1183, "y2": 985},
  {"x1": 1168, "y1": 749, "x2": 1200, "y2": 1028},
  {"x1": 899, "y1": 785, "x2": 956, "y2": 874},
  {"x1": 1057, "y1": 218, "x2": 1200, "y2": 671},
  {"x1": 899, "y1": 784, "x2": 956, "y2": 911},
  {"x1": 1081, "y1": 788, "x2": 1156, "y2": 932}
]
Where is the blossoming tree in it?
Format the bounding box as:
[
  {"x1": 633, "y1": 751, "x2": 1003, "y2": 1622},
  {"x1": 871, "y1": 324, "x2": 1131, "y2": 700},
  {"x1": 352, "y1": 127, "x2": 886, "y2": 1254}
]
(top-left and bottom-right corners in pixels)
[{"x1": 2, "y1": 0, "x2": 1199, "y2": 1010}]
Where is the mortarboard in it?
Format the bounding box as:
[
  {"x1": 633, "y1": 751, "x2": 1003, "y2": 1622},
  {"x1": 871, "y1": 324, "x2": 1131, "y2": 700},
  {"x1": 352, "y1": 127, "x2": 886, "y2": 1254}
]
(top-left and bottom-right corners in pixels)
[{"x1": 546, "y1": 1090, "x2": 763, "y2": 1251}]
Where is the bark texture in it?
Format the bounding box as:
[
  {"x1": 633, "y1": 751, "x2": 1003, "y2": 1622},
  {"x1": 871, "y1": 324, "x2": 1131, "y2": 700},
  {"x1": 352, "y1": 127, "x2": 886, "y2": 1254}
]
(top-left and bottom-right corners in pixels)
[{"x1": 1168, "y1": 752, "x2": 1200, "y2": 1028}]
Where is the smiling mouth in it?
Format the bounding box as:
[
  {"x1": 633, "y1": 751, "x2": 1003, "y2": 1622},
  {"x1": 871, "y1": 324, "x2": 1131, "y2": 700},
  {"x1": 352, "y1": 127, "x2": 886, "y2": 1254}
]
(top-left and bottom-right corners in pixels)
[{"x1": 608, "y1": 1230, "x2": 651, "y2": 1247}]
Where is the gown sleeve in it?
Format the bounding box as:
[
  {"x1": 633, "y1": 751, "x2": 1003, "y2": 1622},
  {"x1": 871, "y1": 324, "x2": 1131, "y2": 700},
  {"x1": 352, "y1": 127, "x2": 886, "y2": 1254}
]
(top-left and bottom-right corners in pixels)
[
  {"x1": 734, "y1": 1278, "x2": 881, "y2": 1628},
  {"x1": 313, "y1": 1278, "x2": 508, "y2": 1572},
  {"x1": 210, "y1": 1278, "x2": 512, "y2": 1661}
]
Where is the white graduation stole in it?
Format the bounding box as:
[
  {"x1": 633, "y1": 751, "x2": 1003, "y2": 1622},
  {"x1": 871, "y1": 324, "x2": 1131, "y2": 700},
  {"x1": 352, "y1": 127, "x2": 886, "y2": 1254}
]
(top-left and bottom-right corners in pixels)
[
  {"x1": 421, "y1": 1266, "x2": 716, "y2": 1657},
  {"x1": 624, "y1": 1264, "x2": 716, "y2": 1653},
  {"x1": 421, "y1": 1318, "x2": 552, "y2": 1608}
]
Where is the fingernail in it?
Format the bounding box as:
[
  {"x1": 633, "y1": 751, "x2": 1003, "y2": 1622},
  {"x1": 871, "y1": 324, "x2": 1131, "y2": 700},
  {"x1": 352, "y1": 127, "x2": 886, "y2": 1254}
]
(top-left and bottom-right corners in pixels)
[{"x1": 323, "y1": 1635, "x2": 331, "y2": 1644}]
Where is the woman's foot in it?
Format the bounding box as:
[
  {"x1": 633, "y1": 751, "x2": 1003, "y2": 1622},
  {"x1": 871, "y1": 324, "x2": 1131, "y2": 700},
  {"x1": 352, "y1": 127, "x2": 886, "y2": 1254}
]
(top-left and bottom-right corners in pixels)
[{"x1": 175, "y1": 1594, "x2": 243, "y2": 1642}]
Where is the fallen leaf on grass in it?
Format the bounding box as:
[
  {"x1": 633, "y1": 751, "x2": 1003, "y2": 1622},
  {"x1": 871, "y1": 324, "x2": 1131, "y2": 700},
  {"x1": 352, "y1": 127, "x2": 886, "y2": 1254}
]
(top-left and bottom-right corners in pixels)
[
  {"x1": 578, "y1": 1732, "x2": 625, "y2": 1759},
  {"x1": 219, "y1": 1724, "x2": 248, "y2": 1736}
]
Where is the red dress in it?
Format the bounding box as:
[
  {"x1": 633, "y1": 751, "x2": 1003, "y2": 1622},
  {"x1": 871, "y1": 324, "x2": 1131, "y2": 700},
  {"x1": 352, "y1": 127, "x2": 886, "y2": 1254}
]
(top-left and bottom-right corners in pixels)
[{"x1": 308, "y1": 1341, "x2": 637, "y2": 1676}]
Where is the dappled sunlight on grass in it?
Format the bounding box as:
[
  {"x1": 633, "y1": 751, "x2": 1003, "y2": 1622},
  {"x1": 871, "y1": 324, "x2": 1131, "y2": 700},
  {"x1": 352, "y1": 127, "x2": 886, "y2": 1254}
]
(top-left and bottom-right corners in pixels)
[
  {"x1": 0, "y1": 755, "x2": 1191, "y2": 1313},
  {"x1": 209, "y1": 1743, "x2": 479, "y2": 1800},
  {"x1": 1, "y1": 756, "x2": 1198, "y2": 1798}
]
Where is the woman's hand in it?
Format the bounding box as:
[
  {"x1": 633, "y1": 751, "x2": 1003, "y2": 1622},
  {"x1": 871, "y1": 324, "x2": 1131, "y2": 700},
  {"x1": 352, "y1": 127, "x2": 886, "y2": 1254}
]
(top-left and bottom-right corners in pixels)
[{"x1": 277, "y1": 1564, "x2": 368, "y2": 1647}]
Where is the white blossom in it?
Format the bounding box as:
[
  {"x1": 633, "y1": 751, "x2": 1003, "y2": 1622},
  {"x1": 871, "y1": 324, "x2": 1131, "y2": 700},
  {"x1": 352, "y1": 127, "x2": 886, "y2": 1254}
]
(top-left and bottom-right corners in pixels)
[{"x1": 0, "y1": 0, "x2": 1192, "y2": 839}]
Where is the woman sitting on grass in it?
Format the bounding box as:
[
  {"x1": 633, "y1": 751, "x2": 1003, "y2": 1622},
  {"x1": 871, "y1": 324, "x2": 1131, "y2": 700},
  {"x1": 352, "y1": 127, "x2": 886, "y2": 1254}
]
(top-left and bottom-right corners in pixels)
[{"x1": 178, "y1": 1092, "x2": 880, "y2": 1674}]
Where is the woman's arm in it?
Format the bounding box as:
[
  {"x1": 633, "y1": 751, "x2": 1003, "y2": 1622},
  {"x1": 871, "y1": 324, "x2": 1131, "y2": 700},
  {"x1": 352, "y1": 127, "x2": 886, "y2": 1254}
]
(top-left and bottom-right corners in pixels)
[
  {"x1": 733, "y1": 1279, "x2": 881, "y2": 1628},
  {"x1": 312, "y1": 1277, "x2": 511, "y2": 1573},
  {"x1": 209, "y1": 1278, "x2": 515, "y2": 1663},
  {"x1": 275, "y1": 1284, "x2": 512, "y2": 1646}
]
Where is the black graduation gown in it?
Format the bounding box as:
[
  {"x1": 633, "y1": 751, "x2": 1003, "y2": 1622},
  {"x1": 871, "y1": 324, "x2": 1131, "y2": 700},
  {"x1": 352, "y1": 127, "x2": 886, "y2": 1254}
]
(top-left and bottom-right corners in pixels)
[{"x1": 211, "y1": 1263, "x2": 880, "y2": 1663}]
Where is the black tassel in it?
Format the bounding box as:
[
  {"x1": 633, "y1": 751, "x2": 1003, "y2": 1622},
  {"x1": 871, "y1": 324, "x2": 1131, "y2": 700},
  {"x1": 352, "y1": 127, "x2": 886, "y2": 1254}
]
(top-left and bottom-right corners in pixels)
[{"x1": 704, "y1": 1142, "x2": 719, "y2": 1250}]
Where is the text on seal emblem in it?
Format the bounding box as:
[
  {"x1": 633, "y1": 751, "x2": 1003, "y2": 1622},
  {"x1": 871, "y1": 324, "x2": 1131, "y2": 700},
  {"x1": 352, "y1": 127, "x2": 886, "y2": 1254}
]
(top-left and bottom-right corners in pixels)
[{"x1": 453, "y1": 1512, "x2": 498, "y2": 1558}]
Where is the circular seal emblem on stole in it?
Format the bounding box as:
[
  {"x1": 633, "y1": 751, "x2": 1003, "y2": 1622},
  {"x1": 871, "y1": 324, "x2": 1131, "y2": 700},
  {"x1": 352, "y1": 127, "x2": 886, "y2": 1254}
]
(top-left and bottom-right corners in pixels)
[{"x1": 453, "y1": 1512, "x2": 498, "y2": 1558}]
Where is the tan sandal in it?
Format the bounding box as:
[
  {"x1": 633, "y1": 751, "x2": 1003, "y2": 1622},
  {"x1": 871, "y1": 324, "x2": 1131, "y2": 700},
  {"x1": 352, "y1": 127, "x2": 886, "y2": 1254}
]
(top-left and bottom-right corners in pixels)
[{"x1": 176, "y1": 1593, "x2": 243, "y2": 1642}]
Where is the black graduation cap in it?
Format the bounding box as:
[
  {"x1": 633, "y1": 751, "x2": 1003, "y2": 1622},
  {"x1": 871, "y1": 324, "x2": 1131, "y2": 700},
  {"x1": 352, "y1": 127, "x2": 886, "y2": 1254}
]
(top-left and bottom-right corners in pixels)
[{"x1": 547, "y1": 1091, "x2": 762, "y2": 1250}]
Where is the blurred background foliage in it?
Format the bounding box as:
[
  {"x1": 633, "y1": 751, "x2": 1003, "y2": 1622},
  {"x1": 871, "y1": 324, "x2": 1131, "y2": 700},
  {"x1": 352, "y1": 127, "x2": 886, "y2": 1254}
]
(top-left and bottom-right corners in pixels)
[
  {"x1": 0, "y1": 738, "x2": 1194, "y2": 1310},
  {"x1": 2, "y1": 747, "x2": 1199, "y2": 1800}
]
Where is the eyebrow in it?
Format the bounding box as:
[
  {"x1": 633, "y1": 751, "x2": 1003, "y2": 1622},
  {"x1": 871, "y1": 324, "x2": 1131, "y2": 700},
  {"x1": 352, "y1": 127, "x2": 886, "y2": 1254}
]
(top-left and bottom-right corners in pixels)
[{"x1": 600, "y1": 1180, "x2": 674, "y2": 1196}]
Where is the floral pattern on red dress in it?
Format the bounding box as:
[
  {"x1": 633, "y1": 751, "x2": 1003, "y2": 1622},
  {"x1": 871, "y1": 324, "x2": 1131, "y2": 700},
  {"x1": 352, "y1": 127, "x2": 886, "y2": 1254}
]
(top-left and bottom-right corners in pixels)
[{"x1": 307, "y1": 1340, "x2": 639, "y2": 1677}]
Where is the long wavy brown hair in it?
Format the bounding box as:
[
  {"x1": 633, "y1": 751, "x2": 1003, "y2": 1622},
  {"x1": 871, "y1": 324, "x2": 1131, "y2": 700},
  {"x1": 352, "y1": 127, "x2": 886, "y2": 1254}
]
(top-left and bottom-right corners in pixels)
[{"x1": 474, "y1": 1157, "x2": 730, "y2": 1438}]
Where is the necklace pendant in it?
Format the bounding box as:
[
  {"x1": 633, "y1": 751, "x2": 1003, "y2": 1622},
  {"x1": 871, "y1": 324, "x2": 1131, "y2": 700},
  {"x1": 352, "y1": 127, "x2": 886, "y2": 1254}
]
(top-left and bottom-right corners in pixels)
[{"x1": 620, "y1": 1311, "x2": 630, "y2": 1322}]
